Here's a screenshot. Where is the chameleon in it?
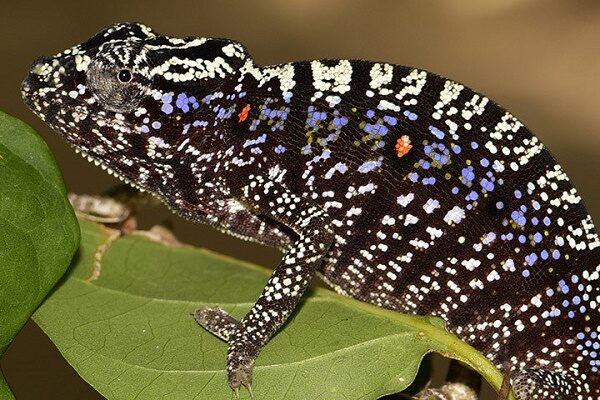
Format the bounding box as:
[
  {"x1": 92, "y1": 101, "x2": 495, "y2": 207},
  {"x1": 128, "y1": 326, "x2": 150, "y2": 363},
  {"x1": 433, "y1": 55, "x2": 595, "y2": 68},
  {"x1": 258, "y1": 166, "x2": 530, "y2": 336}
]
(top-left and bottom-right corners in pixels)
[{"x1": 21, "y1": 22, "x2": 600, "y2": 399}]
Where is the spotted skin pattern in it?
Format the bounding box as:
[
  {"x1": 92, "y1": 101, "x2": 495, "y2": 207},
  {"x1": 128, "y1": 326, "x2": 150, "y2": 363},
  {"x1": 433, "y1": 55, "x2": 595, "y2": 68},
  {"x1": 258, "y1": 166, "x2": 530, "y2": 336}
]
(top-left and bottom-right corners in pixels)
[{"x1": 22, "y1": 23, "x2": 600, "y2": 399}]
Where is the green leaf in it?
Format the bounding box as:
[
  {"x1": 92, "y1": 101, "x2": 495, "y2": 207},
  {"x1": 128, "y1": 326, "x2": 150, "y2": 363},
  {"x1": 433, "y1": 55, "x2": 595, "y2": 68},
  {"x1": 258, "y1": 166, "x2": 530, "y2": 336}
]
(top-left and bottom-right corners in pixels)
[
  {"x1": 0, "y1": 373, "x2": 14, "y2": 400},
  {"x1": 34, "y1": 219, "x2": 512, "y2": 400},
  {"x1": 0, "y1": 111, "x2": 80, "y2": 398}
]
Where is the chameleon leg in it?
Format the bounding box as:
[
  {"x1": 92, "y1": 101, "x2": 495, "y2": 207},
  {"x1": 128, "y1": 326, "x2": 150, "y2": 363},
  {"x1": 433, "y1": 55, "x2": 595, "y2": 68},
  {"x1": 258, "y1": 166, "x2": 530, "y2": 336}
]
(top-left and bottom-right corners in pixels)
[
  {"x1": 196, "y1": 173, "x2": 334, "y2": 392},
  {"x1": 212, "y1": 198, "x2": 294, "y2": 251}
]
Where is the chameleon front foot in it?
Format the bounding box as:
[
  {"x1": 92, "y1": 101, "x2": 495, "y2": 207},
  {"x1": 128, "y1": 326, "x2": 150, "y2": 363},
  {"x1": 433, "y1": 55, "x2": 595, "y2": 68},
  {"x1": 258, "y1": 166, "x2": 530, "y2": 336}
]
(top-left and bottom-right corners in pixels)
[
  {"x1": 194, "y1": 307, "x2": 258, "y2": 398},
  {"x1": 227, "y1": 348, "x2": 255, "y2": 398}
]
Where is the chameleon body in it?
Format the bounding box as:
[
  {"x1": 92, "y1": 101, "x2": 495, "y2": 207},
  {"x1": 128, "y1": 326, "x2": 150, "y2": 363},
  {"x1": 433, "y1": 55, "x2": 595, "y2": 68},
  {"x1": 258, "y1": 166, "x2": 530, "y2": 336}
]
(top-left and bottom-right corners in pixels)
[{"x1": 22, "y1": 23, "x2": 600, "y2": 399}]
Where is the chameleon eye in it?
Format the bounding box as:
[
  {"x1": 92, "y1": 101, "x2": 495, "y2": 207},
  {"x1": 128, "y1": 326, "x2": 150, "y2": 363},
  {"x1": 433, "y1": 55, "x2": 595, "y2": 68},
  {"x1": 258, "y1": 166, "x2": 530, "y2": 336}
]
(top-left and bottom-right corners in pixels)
[{"x1": 117, "y1": 69, "x2": 132, "y2": 83}]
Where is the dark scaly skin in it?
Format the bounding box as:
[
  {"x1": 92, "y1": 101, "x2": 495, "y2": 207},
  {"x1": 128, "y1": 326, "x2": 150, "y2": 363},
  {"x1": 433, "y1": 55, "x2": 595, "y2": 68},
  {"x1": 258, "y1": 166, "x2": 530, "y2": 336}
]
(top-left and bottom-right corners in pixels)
[{"x1": 22, "y1": 23, "x2": 600, "y2": 399}]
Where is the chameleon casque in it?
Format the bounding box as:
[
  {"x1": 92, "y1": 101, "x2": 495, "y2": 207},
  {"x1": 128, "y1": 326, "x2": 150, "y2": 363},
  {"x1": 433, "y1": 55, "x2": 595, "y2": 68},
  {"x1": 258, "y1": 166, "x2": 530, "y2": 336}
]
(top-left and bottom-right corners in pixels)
[{"x1": 21, "y1": 23, "x2": 600, "y2": 399}]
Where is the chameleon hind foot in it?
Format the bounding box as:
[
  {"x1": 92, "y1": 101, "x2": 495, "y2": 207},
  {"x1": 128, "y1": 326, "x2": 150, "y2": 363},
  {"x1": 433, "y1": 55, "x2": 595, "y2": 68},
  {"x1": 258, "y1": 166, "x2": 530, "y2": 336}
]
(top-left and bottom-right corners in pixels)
[{"x1": 418, "y1": 383, "x2": 478, "y2": 400}]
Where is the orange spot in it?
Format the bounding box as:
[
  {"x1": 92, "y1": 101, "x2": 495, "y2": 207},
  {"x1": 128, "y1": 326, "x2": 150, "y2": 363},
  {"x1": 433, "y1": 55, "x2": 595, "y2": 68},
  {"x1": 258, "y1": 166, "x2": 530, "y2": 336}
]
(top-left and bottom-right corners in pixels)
[
  {"x1": 395, "y1": 135, "x2": 413, "y2": 157},
  {"x1": 238, "y1": 103, "x2": 251, "y2": 122}
]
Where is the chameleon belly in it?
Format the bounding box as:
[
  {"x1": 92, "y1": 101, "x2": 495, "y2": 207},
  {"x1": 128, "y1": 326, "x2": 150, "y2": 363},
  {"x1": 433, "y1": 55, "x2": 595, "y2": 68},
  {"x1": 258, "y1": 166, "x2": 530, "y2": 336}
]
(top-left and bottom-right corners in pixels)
[{"x1": 21, "y1": 23, "x2": 599, "y2": 399}]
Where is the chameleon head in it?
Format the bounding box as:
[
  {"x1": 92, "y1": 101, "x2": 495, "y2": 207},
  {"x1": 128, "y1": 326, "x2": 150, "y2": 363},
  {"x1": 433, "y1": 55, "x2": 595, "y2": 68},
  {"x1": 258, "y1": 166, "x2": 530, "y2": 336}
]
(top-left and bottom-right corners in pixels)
[{"x1": 22, "y1": 22, "x2": 249, "y2": 191}]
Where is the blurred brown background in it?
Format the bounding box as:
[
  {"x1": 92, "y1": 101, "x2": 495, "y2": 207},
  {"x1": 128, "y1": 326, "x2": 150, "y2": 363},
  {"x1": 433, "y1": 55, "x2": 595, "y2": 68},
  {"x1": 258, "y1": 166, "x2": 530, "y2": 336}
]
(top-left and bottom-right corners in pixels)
[{"x1": 1, "y1": 1, "x2": 600, "y2": 399}]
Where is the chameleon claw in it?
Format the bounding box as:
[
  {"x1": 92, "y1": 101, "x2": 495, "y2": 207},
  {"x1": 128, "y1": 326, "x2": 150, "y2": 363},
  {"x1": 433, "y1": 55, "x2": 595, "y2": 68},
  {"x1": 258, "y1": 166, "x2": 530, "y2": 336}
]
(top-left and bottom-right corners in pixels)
[{"x1": 245, "y1": 382, "x2": 254, "y2": 399}]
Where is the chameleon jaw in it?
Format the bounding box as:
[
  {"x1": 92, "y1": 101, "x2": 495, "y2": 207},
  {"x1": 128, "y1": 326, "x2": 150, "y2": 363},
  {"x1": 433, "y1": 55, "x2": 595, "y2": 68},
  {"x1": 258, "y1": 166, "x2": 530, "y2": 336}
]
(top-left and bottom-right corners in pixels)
[{"x1": 70, "y1": 144, "x2": 146, "y2": 193}]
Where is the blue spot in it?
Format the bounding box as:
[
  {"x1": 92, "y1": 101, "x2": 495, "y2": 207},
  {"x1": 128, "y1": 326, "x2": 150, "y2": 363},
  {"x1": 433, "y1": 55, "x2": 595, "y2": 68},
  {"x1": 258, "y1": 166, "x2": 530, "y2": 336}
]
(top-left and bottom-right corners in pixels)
[
  {"x1": 461, "y1": 166, "x2": 475, "y2": 183},
  {"x1": 358, "y1": 159, "x2": 382, "y2": 173},
  {"x1": 366, "y1": 109, "x2": 375, "y2": 118},
  {"x1": 274, "y1": 145, "x2": 286, "y2": 154},
  {"x1": 429, "y1": 126, "x2": 445, "y2": 139},
  {"x1": 533, "y1": 232, "x2": 543, "y2": 243},
  {"x1": 559, "y1": 280, "x2": 570, "y2": 294},
  {"x1": 525, "y1": 253, "x2": 538, "y2": 266},
  {"x1": 452, "y1": 144, "x2": 461, "y2": 154},
  {"x1": 512, "y1": 211, "x2": 527, "y2": 227},
  {"x1": 573, "y1": 296, "x2": 581, "y2": 305},
  {"x1": 480, "y1": 158, "x2": 489, "y2": 167},
  {"x1": 408, "y1": 172, "x2": 419, "y2": 182},
  {"x1": 468, "y1": 191, "x2": 479, "y2": 201},
  {"x1": 546, "y1": 288, "x2": 554, "y2": 297},
  {"x1": 176, "y1": 93, "x2": 190, "y2": 112},
  {"x1": 422, "y1": 177, "x2": 436, "y2": 185},
  {"x1": 553, "y1": 249, "x2": 561, "y2": 259},
  {"x1": 403, "y1": 110, "x2": 418, "y2": 120},
  {"x1": 383, "y1": 115, "x2": 397, "y2": 125},
  {"x1": 364, "y1": 123, "x2": 388, "y2": 136},
  {"x1": 482, "y1": 232, "x2": 496, "y2": 245},
  {"x1": 543, "y1": 216, "x2": 551, "y2": 226},
  {"x1": 471, "y1": 142, "x2": 479, "y2": 149},
  {"x1": 514, "y1": 190, "x2": 522, "y2": 199},
  {"x1": 496, "y1": 201, "x2": 504, "y2": 210},
  {"x1": 541, "y1": 250, "x2": 549, "y2": 260},
  {"x1": 161, "y1": 103, "x2": 173, "y2": 114},
  {"x1": 522, "y1": 269, "x2": 530, "y2": 278},
  {"x1": 243, "y1": 133, "x2": 267, "y2": 148},
  {"x1": 152, "y1": 121, "x2": 162, "y2": 129},
  {"x1": 480, "y1": 178, "x2": 495, "y2": 192},
  {"x1": 452, "y1": 187, "x2": 459, "y2": 194},
  {"x1": 333, "y1": 116, "x2": 348, "y2": 127},
  {"x1": 419, "y1": 159, "x2": 431, "y2": 169},
  {"x1": 282, "y1": 91, "x2": 293, "y2": 103},
  {"x1": 518, "y1": 234, "x2": 527, "y2": 244},
  {"x1": 140, "y1": 125, "x2": 150, "y2": 133}
]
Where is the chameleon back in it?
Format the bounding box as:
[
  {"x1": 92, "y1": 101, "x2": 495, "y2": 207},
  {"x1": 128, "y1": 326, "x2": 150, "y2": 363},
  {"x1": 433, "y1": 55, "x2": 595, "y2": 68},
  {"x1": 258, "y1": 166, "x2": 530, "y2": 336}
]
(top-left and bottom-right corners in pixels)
[{"x1": 237, "y1": 59, "x2": 600, "y2": 398}]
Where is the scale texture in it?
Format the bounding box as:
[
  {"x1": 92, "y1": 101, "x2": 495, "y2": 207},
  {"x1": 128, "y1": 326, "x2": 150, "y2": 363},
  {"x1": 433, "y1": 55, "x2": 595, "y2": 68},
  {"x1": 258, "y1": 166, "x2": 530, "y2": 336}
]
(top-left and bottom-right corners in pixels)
[{"x1": 22, "y1": 23, "x2": 600, "y2": 399}]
